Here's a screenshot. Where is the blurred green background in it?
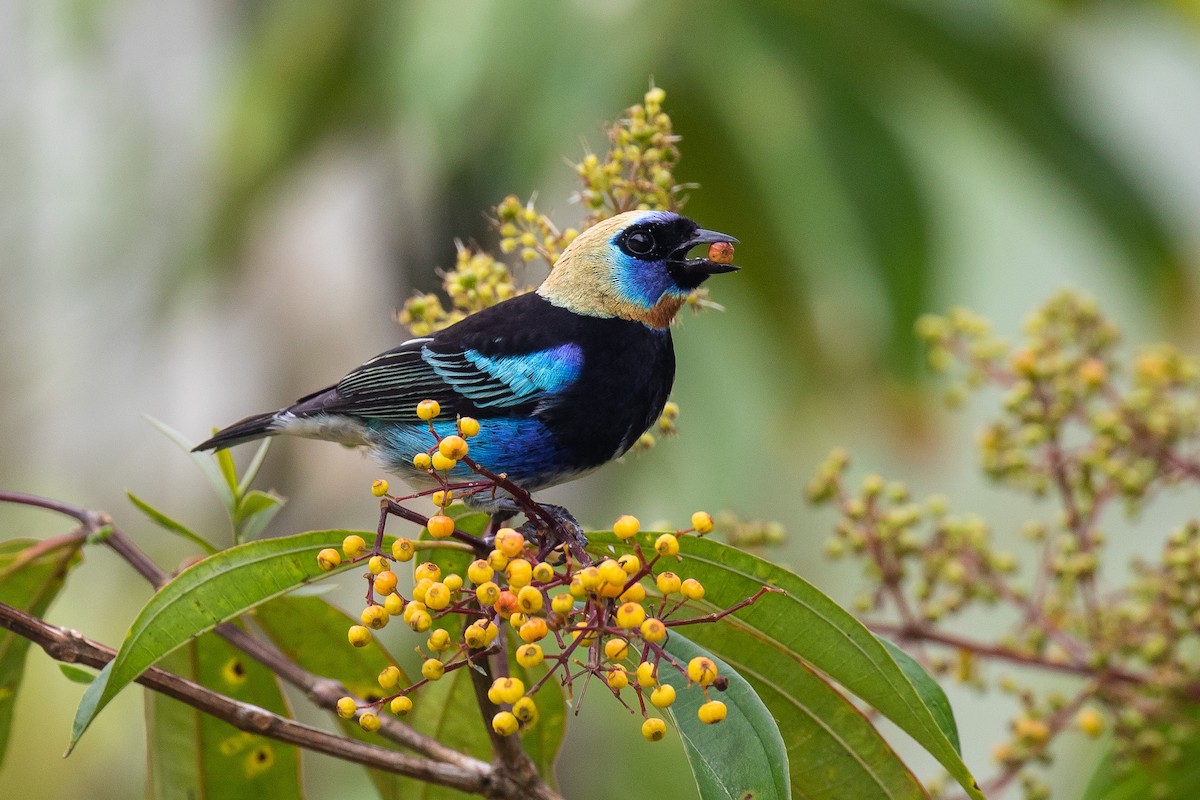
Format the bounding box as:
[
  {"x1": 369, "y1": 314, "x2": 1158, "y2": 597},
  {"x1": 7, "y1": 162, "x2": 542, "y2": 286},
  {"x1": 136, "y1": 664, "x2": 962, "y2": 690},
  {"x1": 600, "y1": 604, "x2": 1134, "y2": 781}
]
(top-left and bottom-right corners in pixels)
[{"x1": 3, "y1": 1, "x2": 1200, "y2": 797}]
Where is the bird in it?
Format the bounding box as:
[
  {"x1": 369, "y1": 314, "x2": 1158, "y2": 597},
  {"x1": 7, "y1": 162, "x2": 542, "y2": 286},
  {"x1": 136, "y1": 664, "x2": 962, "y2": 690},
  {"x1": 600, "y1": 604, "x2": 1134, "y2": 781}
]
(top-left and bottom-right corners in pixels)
[{"x1": 194, "y1": 209, "x2": 738, "y2": 547}]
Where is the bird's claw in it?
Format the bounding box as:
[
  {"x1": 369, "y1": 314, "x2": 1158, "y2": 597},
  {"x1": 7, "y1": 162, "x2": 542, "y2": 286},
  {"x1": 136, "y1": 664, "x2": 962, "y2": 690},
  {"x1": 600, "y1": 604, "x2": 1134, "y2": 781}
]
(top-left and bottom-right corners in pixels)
[{"x1": 492, "y1": 501, "x2": 590, "y2": 565}]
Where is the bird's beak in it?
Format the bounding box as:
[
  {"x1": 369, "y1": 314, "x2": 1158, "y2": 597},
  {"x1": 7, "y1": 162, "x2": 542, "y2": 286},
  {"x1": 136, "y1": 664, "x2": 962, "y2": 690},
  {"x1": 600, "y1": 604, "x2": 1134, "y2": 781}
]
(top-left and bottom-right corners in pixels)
[{"x1": 671, "y1": 228, "x2": 741, "y2": 278}]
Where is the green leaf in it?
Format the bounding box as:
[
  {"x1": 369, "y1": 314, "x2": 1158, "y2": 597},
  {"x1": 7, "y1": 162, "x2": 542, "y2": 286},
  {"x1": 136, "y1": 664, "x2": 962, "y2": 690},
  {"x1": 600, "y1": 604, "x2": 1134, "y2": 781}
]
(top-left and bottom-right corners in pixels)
[
  {"x1": 237, "y1": 439, "x2": 273, "y2": 497},
  {"x1": 146, "y1": 630, "x2": 302, "y2": 799},
  {"x1": 1082, "y1": 721, "x2": 1199, "y2": 800},
  {"x1": 68, "y1": 528, "x2": 368, "y2": 752},
  {"x1": 878, "y1": 636, "x2": 960, "y2": 756},
  {"x1": 235, "y1": 489, "x2": 284, "y2": 541},
  {"x1": 215, "y1": 445, "x2": 241, "y2": 500},
  {"x1": 127, "y1": 490, "x2": 218, "y2": 554},
  {"x1": 0, "y1": 536, "x2": 83, "y2": 767},
  {"x1": 146, "y1": 415, "x2": 236, "y2": 514},
  {"x1": 661, "y1": 632, "x2": 790, "y2": 800},
  {"x1": 254, "y1": 596, "x2": 408, "y2": 800},
  {"x1": 680, "y1": 613, "x2": 927, "y2": 799},
  {"x1": 57, "y1": 664, "x2": 96, "y2": 685},
  {"x1": 588, "y1": 533, "x2": 979, "y2": 799}
]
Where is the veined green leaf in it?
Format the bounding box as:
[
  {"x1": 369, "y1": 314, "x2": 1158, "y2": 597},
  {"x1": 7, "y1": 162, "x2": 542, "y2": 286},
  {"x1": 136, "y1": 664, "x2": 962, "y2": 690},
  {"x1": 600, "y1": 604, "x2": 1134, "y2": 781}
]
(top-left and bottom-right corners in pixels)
[
  {"x1": 146, "y1": 630, "x2": 302, "y2": 799},
  {"x1": 255, "y1": 596, "x2": 408, "y2": 800},
  {"x1": 57, "y1": 664, "x2": 96, "y2": 685},
  {"x1": 661, "y1": 632, "x2": 790, "y2": 800},
  {"x1": 69, "y1": 529, "x2": 368, "y2": 752},
  {"x1": 0, "y1": 537, "x2": 84, "y2": 767},
  {"x1": 588, "y1": 533, "x2": 978, "y2": 799}
]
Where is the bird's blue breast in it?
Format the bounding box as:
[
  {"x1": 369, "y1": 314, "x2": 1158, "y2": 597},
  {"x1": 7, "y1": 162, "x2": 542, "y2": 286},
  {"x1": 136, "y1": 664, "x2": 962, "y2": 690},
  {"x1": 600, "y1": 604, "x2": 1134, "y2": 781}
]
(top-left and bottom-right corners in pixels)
[{"x1": 370, "y1": 417, "x2": 578, "y2": 491}]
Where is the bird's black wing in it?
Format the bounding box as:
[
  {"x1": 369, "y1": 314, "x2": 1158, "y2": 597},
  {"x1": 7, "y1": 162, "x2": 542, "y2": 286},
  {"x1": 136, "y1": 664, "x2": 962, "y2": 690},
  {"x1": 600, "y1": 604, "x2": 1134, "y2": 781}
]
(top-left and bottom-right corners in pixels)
[{"x1": 290, "y1": 294, "x2": 582, "y2": 422}]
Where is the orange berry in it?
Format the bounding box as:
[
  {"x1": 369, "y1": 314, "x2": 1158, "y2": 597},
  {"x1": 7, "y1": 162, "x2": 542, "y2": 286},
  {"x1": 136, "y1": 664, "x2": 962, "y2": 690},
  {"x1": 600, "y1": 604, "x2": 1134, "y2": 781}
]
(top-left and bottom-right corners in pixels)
[
  {"x1": 427, "y1": 515, "x2": 455, "y2": 538},
  {"x1": 438, "y1": 435, "x2": 469, "y2": 460},
  {"x1": 707, "y1": 241, "x2": 735, "y2": 264},
  {"x1": 374, "y1": 570, "x2": 398, "y2": 596}
]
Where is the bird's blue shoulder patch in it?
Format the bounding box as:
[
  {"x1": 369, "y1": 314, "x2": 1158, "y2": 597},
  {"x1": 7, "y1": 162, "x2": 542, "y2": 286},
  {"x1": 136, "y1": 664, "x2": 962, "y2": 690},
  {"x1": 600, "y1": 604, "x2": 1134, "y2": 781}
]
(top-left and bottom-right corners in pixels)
[{"x1": 422, "y1": 343, "x2": 583, "y2": 408}]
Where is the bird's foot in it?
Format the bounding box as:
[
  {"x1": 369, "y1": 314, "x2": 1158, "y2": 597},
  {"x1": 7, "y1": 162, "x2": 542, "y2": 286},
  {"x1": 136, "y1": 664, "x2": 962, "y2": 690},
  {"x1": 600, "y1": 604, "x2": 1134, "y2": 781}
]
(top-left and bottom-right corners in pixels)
[{"x1": 492, "y1": 500, "x2": 590, "y2": 565}]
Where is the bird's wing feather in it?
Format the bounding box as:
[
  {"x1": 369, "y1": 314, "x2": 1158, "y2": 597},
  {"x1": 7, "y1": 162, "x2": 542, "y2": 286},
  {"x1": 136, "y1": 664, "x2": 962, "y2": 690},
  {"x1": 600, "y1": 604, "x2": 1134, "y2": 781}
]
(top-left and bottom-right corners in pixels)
[{"x1": 301, "y1": 337, "x2": 584, "y2": 421}]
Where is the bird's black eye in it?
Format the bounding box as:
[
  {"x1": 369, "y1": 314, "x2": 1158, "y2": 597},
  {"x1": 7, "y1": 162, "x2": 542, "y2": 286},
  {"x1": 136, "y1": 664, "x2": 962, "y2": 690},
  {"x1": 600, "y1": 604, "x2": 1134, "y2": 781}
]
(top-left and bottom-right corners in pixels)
[{"x1": 624, "y1": 229, "x2": 655, "y2": 257}]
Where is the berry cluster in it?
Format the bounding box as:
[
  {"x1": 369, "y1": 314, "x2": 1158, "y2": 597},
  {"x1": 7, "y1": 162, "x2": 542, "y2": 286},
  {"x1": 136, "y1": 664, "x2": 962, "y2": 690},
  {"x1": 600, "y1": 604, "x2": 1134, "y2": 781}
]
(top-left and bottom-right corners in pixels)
[
  {"x1": 316, "y1": 401, "x2": 763, "y2": 743},
  {"x1": 812, "y1": 291, "x2": 1200, "y2": 798}
]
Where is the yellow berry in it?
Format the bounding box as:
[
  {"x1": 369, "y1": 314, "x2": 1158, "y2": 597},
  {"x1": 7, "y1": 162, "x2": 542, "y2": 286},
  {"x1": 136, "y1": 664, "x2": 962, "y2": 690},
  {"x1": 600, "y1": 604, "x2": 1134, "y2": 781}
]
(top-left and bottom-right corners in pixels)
[
  {"x1": 507, "y1": 559, "x2": 534, "y2": 588},
  {"x1": 516, "y1": 584, "x2": 543, "y2": 613},
  {"x1": 642, "y1": 717, "x2": 667, "y2": 741},
  {"x1": 431, "y1": 489, "x2": 451, "y2": 507},
  {"x1": 607, "y1": 668, "x2": 629, "y2": 690},
  {"x1": 551, "y1": 593, "x2": 574, "y2": 614},
  {"x1": 467, "y1": 559, "x2": 494, "y2": 584},
  {"x1": 489, "y1": 677, "x2": 526, "y2": 705},
  {"x1": 360, "y1": 605, "x2": 389, "y2": 630},
  {"x1": 391, "y1": 538, "x2": 416, "y2": 562},
  {"x1": 613, "y1": 515, "x2": 640, "y2": 540},
  {"x1": 342, "y1": 534, "x2": 367, "y2": 558},
  {"x1": 650, "y1": 684, "x2": 676, "y2": 708},
  {"x1": 578, "y1": 566, "x2": 602, "y2": 591},
  {"x1": 654, "y1": 534, "x2": 680, "y2": 557},
  {"x1": 374, "y1": 570, "x2": 398, "y2": 596},
  {"x1": 616, "y1": 602, "x2": 646, "y2": 629},
  {"x1": 487, "y1": 549, "x2": 510, "y2": 571},
  {"x1": 407, "y1": 609, "x2": 432, "y2": 632},
  {"x1": 411, "y1": 578, "x2": 432, "y2": 603},
  {"x1": 378, "y1": 665, "x2": 402, "y2": 689},
  {"x1": 347, "y1": 625, "x2": 371, "y2": 647},
  {"x1": 1076, "y1": 708, "x2": 1105, "y2": 738},
  {"x1": 464, "y1": 622, "x2": 489, "y2": 649},
  {"x1": 519, "y1": 617, "x2": 549, "y2": 643},
  {"x1": 390, "y1": 695, "x2": 413, "y2": 715},
  {"x1": 532, "y1": 562, "x2": 554, "y2": 583},
  {"x1": 492, "y1": 711, "x2": 519, "y2": 736},
  {"x1": 317, "y1": 548, "x2": 342, "y2": 571},
  {"x1": 383, "y1": 593, "x2": 405, "y2": 616},
  {"x1": 512, "y1": 696, "x2": 538, "y2": 725},
  {"x1": 618, "y1": 554, "x2": 641, "y2": 575},
  {"x1": 427, "y1": 514, "x2": 455, "y2": 538},
  {"x1": 421, "y1": 659, "x2": 445, "y2": 681},
  {"x1": 681, "y1": 578, "x2": 705, "y2": 601},
  {"x1": 413, "y1": 453, "x2": 432, "y2": 470},
  {"x1": 698, "y1": 700, "x2": 727, "y2": 724},
  {"x1": 509, "y1": 611, "x2": 527, "y2": 628},
  {"x1": 636, "y1": 662, "x2": 657, "y2": 687},
  {"x1": 438, "y1": 435, "x2": 469, "y2": 460},
  {"x1": 414, "y1": 562, "x2": 441, "y2": 582},
  {"x1": 641, "y1": 617, "x2": 667, "y2": 642},
  {"x1": 425, "y1": 582, "x2": 452, "y2": 610},
  {"x1": 691, "y1": 511, "x2": 714, "y2": 535},
  {"x1": 430, "y1": 452, "x2": 457, "y2": 472},
  {"x1": 459, "y1": 417, "x2": 481, "y2": 437},
  {"x1": 427, "y1": 628, "x2": 452, "y2": 652},
  {"x1": 417, "y1": 399, "x2": 441, "y2": 420},
  {"x1": 476, "y1": 581, "x2": 501, "y2": 605},
  {"x1": 443, "y1": 573, "x2": 463, "y2": 592},
  {"x1": 336, "y1": 696, "x2": 357, "y2": 719},
  {"x1": 1015, "y1": 716, "x2": 1050, "y2": 745},
  {"x1": 656, "y1": 572, "x2": 682, "y2": 595},
  {"x1": 568, "y1": 577, "x2": 586, "y2": 597},
  {"x1": 605, "y1": 638, "x2": 630, "y2": 661},
  {"x1": 358, "y1": 712, "x2": 381, "y2": 732},
  {"x1": 620, "y1": 583, "x2": 646, "y2": 603},
  {"x1": 367, "y1": 555, "x2": 385, "y2": 575},
  {"x1": 371, "y1": 479, "x2": 389, "y2": 497},
  {"x1": 516, "y1": 644, "x2": 544, "y2": 667},
  {"x1": 495, "y1": 528, "x2": 525, "y2": 557},
  {"x1": 688, "y1": 657, "x2": 718, "y2": 686}
]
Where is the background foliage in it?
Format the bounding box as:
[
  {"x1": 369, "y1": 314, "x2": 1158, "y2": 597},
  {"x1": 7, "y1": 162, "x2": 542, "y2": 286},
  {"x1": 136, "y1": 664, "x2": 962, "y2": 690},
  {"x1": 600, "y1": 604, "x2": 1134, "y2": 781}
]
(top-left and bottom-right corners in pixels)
[{"x1": 3, "y1": 1, "x2": 1200, "y2": 797}]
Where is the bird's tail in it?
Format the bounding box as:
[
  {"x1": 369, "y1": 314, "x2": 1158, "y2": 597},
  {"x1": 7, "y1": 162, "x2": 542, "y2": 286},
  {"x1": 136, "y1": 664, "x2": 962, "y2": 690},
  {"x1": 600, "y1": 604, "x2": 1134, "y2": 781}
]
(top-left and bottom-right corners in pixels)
[{"x1": 192, "y1": 411, "x2": 280, "y2": 452}]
